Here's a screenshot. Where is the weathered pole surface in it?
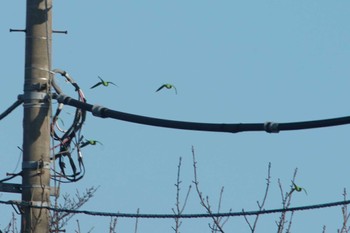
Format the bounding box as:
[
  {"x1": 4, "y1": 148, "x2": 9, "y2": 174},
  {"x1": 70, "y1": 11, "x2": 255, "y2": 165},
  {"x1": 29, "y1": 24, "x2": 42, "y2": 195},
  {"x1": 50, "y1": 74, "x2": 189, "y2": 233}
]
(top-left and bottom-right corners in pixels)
[{"x1": 21, "y1": 0, "x2": 52, "y2": 232}]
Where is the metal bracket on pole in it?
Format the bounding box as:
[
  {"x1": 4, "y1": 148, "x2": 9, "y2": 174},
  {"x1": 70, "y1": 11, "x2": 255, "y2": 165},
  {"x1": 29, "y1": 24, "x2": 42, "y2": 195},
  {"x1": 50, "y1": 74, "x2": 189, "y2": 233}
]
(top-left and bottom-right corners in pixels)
[
  {"x1": 0, "y1": 183, "x2": 59, "y2": 197},
  {"x1": 9, "y1": 28, "x2": 26, "y2": 33},
  {"x1": 25, "y1": 81, "x2": 49, "y2": 91},
  {"x1": 0, "y1": 183, "x2": 22, "y2": 193},
  {"x1": 22, "y1": 161, "x2": 50, "y2": 170},
  {"x1": 30, "y1": 201, "x2": 50, "y2": 207},
  {"x1": 20, "y1": 92, "x2": 49, "y2": 101},
  {"x1": 52, "y1": 30, "x2": 68, "y2": 34}
]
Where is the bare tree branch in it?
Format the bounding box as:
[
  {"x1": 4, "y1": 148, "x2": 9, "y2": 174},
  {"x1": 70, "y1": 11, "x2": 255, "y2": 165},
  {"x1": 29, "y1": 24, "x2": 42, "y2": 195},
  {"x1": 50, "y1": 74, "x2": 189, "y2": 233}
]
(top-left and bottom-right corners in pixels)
[
  {"x1": 134, "y1": 208, "x2": 140, "y2": 233},
  {"x1": 285, "y1": 211, "x2": 294, "y2": 233},
  {"x1": 277, "y1": 168, "x2": 298, "y2": 233},
  {"x1": 50, "y1": 186, "x2": 99, "y2": 232},
  {"x1": 75, "y1": 219, "x2": 81, "y2": 233},
  {"x1": 338, "y1": 188, "x2": 350, "y2": 233},
  {"x1": 191, "y1": 146, "x2": 225, "y2": 233},
  {"x1": 109, "y1": 217, "x2": 118, "y2": 233},
  {"x1": 3, "y1": 212, "x2": 19, "y2": 233},
  {"x1": 243, "y1": 162, "x2": 272, "y2": 233},
  {"x1": 172, "y1": 157, "x2": 192, "y2": 233}
]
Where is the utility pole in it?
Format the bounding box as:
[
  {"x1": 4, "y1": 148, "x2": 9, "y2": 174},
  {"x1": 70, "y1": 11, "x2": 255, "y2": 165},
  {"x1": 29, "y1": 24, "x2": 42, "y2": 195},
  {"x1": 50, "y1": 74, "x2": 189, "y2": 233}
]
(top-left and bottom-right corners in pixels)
[{"x1": 21, "y1": 0, "x2": 52, "y2": 232}]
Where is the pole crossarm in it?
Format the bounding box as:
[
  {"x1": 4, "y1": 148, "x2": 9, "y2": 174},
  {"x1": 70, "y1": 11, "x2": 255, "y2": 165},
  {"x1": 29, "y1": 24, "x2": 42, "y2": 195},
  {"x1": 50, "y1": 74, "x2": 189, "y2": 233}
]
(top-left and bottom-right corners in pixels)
[{"x1": 53, "y1": 93, "x2": 350, "y2": 133}]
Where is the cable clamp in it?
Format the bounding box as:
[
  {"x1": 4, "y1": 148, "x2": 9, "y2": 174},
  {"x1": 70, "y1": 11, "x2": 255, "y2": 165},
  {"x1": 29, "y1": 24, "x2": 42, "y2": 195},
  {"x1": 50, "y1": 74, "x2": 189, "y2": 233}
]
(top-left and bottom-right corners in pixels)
[
  {"x1": 25, "y1": 36, "x2": 52, "y2": 40},
  {"x1": 30, "y1": 201, "x2": 50, "y2": 208},
  {"x1": 55, "y1": 94, "x2": 71, "y2": 104},
  {"x1": 92, "y1": 105, "x2": 107, "y2": 118},
  {"x1": 264, "y1": 121, "x2": 280, "y2": 133},
  {"x1": 24, "y1": 81, "x2": 49, "y2": 91},
  {"x1": 25, "y1": 66, "x2": 55, "y2": 74},
  {"x1": 9, "y1": 28, "x2": 26, "y2": 33},
  {"x1": 22, "y1": 92, "x2": 48, "y2": 101},
  {"x1": 22, "y1": 161, "x2": 50, "y2": 170}
]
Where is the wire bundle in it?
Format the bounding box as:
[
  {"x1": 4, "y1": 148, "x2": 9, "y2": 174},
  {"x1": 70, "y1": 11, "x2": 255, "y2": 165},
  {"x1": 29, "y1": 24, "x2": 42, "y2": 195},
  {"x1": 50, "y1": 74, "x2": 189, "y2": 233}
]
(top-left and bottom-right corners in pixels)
[{"x1": 51, "y1": 69, "x2": 87, "y2": 182}]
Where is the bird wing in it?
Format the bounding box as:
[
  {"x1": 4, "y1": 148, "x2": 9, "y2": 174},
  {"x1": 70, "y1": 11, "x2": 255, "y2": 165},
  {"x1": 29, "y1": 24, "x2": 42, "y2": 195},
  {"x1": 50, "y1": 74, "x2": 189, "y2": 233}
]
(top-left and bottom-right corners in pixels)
[
  {"x1": 172, "y1": 85, "x2": 178, "y2": 94},
  {"x1": 97, "y1": 76, "x2": 104, "y2": 82},
  {"x1": 156, "y1": 84, "x2": 166, "y2": 92},
  {"x1": 90, "y1": 82, "x2": 102, "y2": 89},
  {"x1": 108, "y1": 82, "x2": 118, "y2": 87},
  {"x1": 302, "y1": 188, "x2": 308, "y2": 195}
]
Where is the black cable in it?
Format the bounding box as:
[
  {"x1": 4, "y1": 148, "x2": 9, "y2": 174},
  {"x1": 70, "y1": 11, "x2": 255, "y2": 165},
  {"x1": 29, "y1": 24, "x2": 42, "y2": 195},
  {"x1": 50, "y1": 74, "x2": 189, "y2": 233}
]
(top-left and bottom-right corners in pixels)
[
  {"x1": 0, "y1": 172, "x2": 22, "y2": 183},
  {"x1": 0, "y1": 99, "x2": 23, "y2": 121},
  {"x1": 0, "y1": 199, "x2": 348, "y2": 219},
  {"x1": 53, "y1": 93, "x2": 350, "y2": 134},
  {"x1": 50, "y1": 70, "x2": 87, "y2": 183}
]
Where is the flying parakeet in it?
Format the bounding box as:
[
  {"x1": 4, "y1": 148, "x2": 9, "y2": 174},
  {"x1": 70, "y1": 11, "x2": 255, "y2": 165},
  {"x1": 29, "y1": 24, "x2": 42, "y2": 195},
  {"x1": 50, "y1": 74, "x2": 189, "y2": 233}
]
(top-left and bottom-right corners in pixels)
[
  {"x1": 80, "y1": 139, "x2": 103, "y2": 148},
  {"x1": 90, "y1": 76, "x2": 117, "y2": 89},
  {"x1": 156, "y1": 83, "x2": 177, "y2": 94}
]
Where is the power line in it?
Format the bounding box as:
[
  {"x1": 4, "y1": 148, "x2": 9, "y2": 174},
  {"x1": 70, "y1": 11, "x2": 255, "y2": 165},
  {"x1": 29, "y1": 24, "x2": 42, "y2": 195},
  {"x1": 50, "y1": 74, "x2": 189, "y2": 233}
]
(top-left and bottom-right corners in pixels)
[
  {"x1": 53, "y1": 93, "x2": 350, "y2": 134},
  {"x1": 1, "y1": 199, "x2": 349, "y2": 219},
  {"x1": 0, "y1": 98, "x2": 23, "y2": 121}
]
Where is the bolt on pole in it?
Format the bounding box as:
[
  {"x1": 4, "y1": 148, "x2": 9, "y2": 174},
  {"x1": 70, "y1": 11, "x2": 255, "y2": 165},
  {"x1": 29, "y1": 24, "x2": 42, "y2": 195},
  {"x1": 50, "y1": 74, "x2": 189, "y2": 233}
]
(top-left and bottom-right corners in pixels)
[{"x1": 21, "y1": 0, "x2": 52, "y2": 232}]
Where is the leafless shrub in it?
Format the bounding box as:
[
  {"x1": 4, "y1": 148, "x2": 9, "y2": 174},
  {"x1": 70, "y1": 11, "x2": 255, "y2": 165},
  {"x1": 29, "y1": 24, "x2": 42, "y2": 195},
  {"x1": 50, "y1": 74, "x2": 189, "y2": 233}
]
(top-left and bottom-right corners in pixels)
[
  {"x1": 338, "y1": 188, "x2": 350, "y2": 233},
  {"x1": 3, "y1": 212, "x2": 19, "y2": 233},
  {"x1": 50, "y1": 186, "x2": 99, "y2": 232},
  {"x1": 276, "y1": 168, "x2": 299, "y2": 233},
  {"x1": 172, "y1": 157, "x2": 192, "y2": 233},
  {"x1": 191, "y1": 146, "x2": 231, "y2": 233}
]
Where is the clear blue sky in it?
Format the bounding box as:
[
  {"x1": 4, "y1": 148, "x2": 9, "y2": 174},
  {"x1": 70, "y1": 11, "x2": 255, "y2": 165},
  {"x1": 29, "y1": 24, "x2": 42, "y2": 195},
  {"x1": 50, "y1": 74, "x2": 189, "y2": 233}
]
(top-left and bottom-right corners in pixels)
[{"x1": 1, "y1": 1, "x2": 350, "y2": 232}]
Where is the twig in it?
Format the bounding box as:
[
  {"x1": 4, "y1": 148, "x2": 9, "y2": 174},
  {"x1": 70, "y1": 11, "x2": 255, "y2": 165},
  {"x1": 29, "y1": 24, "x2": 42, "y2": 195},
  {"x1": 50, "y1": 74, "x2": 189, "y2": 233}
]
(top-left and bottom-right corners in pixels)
[
  {"x1": 109, "y1": 217, "x2": 118, "y2": 233},
  {"x1": 75, "y1": 220, "x2": 81, "y2": 233},
  {"x1": 277, "y1": 168, "x2": 298, "y2": 233},
  {"x1": 50, "y1": 186, "x2": 99, "y2": 232},
  {"x1": 243, "y1": 162, "x2": 271, "y2": 232},
  {"x1": 191, "y1": 146, "x2": 225, "y2": 233},
  {"x1": 3, "y1": 212, "x2": 19, "y2": 233},
  {"x1": 172, "y1": 157, "x2": 192, "y2": 233},
  {"x1": 134, "y1": 208, "x2": 140, "y2": 233},
  {"x1": 339, "y1": 188, "x2": 350, "y2": 233},
  {"x1": 285, "y1": 211, "x2": 294, "y2": 233}
]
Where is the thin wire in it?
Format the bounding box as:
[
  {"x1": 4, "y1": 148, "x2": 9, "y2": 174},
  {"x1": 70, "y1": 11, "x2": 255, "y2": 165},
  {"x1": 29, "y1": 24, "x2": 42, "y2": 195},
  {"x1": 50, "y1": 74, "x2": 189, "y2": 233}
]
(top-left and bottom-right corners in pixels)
[{"x1": 1, "y1": 199, "x2": 349, "y2": 219}]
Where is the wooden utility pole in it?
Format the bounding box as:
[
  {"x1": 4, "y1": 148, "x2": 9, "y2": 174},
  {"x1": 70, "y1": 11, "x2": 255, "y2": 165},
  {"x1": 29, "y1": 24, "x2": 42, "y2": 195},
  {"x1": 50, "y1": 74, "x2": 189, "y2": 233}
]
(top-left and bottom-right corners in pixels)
[{"x1": 21, "y1": 0, "x2": 52, "y2": 232}]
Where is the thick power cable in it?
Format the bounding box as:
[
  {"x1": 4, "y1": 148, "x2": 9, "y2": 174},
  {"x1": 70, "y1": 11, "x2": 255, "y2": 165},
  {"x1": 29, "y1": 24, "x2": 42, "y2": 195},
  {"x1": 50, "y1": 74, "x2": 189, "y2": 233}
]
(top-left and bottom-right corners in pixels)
[
  {"x1": 0, "y1": 98, "x2": 23, "y2": 120},
  {"x1": 53, "y1": 93, "x2": 350, "y2": 134}
]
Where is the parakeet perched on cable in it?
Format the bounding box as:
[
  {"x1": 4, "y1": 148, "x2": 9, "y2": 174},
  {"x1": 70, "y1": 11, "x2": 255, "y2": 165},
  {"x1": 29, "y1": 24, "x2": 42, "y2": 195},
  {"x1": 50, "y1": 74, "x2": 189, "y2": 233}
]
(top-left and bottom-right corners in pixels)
[
  {"x1": 292, "y1": 181, "x2": 308, "y2": 195},
  {"x1": 90, "y1": 76, "x2": 117, "y2": 89},
  {"x1": 155, "y1": 83, "x2": 177, "y2": 94}
]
